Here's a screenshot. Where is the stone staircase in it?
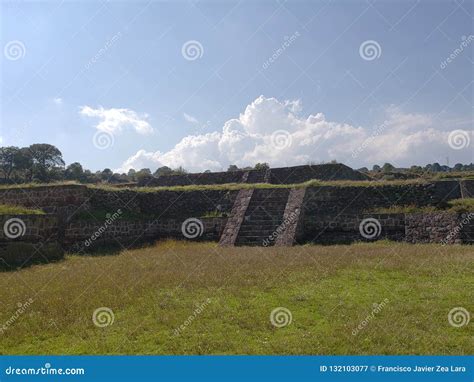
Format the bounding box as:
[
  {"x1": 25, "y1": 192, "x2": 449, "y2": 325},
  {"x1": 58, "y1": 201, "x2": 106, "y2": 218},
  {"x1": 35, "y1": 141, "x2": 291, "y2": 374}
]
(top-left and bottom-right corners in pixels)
[{"x1": 235, "y1": 188, "x2": 290, "y2": 246}]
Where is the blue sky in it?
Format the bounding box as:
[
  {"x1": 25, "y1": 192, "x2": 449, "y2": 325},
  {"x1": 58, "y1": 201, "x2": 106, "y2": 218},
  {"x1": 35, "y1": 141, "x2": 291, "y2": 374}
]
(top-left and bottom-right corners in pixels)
[{"x1": 1, "y1": 0, "x2": 473, "y2": 172}]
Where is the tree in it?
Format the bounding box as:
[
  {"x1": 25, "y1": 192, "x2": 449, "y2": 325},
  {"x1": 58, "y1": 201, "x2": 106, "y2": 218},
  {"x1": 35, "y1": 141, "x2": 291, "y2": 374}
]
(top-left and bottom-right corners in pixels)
[
  {"x1": 14, "y1": 148, "x2": 34, "y2": 181},
  {"x1": 127, "y1": 169, "x2": 137, "y2": 181},
  {"x1": 153, "y1": 166, "x2": 172, "y2": 177},
  {"x1": 172, "y1": 166, "x2": 187, "y2": 175},
  {"x1": 254, "y1": 162, "x2": 269, "y2": 171},
  {"x1": 431, "y1": 163, "x2": 442, "y2": 172},
  {"x1": 135, "y1": 168, "x2": 153, "y2": 185},
  {"x1": 382, "y1": 163, "x2": 395, "y2": 173},
  {"x1": 28, "y1": 144, "x2": 65, "y2": 182},
  {"x1": 65, "y1": 162, "x2": 84, "y2": 182},
  {"x1": 101, "y1": 168, "x2": 113, "y2": 181},
  {"x1": 227, "y1": 164, "x2": 239, "y2": 172},
  {"x1": 0, "y1": 146, "x2": 19, "y2": 181}
]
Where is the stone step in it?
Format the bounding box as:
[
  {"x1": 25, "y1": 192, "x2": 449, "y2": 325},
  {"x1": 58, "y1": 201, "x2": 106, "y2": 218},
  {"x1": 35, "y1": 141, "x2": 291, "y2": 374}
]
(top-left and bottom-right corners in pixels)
[
  {"x1": 237, "y1": 227, "x2": 281, "y2": 234},
  {"x1": 245, "y1": 210, "x2": 284, "y2": 217},
  {"x1": 248, "y1": 198, "x2": 290, "y2": 203}
]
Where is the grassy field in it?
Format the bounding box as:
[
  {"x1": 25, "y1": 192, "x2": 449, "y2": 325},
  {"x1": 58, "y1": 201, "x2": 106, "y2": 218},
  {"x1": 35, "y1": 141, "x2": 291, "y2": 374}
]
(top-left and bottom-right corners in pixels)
[{"x1": 0, "y1": 241, "x2": 472, "y2": 355}]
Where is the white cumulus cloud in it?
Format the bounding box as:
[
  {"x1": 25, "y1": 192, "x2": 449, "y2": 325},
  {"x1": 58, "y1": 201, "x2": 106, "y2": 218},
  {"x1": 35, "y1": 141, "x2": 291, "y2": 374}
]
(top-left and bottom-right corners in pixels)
[
  {"x1": 116, "y1": 95, "x2": 472, "y2": 173},
  {"x1": 80, "y1": 106, "x2": 153, "y2": 135}
]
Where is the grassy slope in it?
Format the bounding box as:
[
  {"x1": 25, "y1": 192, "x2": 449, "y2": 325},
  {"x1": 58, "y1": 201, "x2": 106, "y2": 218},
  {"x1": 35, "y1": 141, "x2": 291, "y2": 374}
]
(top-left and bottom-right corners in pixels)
[{"x1": 0, "y1": 241, "x2": 472, "y2": 355}]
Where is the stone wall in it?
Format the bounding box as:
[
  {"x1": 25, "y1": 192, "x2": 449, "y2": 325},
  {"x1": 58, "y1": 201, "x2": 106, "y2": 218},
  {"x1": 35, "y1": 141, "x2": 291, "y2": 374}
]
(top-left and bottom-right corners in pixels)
[
  {"x1": 147, "y1": 170, "x2": 247, "y2": 187},
  {"x1": 0, "y1": 214, "x2": 59, "y2": 243},
  {"x1": 0, "y1": 214, "x2": 63, "y2": 267},
  {"x1": 460, "y1": 180, "x2": 474, "y2": 198},
  {"x1": 405, "y1": 212, "x2": 462, "y2": 244},
  {"x1": 64, "y1": 217, "x2": 227, "y2": 251},
  {"x1": 87, "y1": 188, "x2": 238, "y2": 218},
  {"x1": 269, "y1": 164, "x2": 369, "y2": 184},
  {"x1": 145, "y1": 164, "x2": 369, "y2": 187},
  {"x1": 300, "y1": 213, "x2": 406, "y2": 244},
  {"x1": 303, "y1": 181, "x2": 461, "y2": 216},
  {"x1": 0, "y1": 185, "x2": 89, "y2": 217}
]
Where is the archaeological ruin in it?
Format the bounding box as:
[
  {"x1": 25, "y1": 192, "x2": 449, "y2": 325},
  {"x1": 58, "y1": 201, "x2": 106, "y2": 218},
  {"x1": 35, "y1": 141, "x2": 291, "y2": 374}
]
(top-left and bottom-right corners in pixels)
[{"x1": 0, "y1": 163, "x2": 473, "y2": 267}]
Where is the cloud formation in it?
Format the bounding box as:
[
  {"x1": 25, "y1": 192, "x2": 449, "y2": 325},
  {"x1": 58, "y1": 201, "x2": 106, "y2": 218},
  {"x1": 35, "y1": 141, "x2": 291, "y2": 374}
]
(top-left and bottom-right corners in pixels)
[
  {"x1": 81, "y1": 106, "x2": 153, "y2": 135},
  {"x1": 117, "y1": 96, "x2": 472, "y2": 172}
]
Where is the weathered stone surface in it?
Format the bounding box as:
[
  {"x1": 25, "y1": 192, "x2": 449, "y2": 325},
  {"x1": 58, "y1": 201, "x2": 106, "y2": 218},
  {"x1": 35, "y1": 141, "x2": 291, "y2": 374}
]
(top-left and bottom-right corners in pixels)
[
  {"x1": 275, "y1": 188, "x2": 306, "y2": 246},
  {"x1": 219, "y1": 189, "x2": 254, "y2": 246},
  {"x1": 234, "y1": 188, "x2": 290, "y2": 246},
  {"x1": 405, "y1": 212, "x2": 467, "y2": 244},
  {"x1": 144, "y1": 164, "x2": 369, "y2": 187}
]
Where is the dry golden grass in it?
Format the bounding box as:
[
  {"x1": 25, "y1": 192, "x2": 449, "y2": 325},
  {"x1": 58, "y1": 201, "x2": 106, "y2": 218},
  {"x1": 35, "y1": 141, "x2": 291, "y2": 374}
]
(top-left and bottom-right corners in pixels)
[{"x1": 0, "y1": 241, "x2": 472, "y2": 355}]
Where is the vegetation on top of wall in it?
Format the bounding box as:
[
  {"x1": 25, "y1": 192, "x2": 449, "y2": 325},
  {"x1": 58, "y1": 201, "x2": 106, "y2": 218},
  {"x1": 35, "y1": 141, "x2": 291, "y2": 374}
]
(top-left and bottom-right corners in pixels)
[
  {"x1": 89, "y1": 178, "x2": 435, "y2": 193},
  {"x1": 446, "y1": 198, "x2": 474, "y2": 212},
  {"x1": 367, "y1": 205, "x2": 439, "y2": 214},
  {"x1": 0, "y1": 181, "x2": 81, "y2": 190},
  {"x1": 0, "y1": 204, "x2": 45, "y2": 215},
  {"x1": 368, "y1": 198, "x2": 474, "y2": 214}
]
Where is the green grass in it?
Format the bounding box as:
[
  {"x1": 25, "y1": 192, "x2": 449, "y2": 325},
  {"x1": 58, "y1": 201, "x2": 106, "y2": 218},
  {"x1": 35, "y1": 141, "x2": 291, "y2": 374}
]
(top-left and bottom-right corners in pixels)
[
  {"x1": 368, "y1": 198, "x2": 474, "y2": 214},
  {"x1": 447, "y1": 198, "x2": 474, "y2": 213},
  {"x1": 0, "y1": 204, "x2": 44, "y2": 215},
  {"x1": 0, "y1": 181, "x2": 81, "y2": 190},
  {"x1": 91, "y1": 178, "x2": 435, "y2": 193},
  {"x1": 0, "y1": 241, "x2": 472, "y2": 355},
  {"x1": 368, "y1": 205, "x2": 439, "y2": 214}
]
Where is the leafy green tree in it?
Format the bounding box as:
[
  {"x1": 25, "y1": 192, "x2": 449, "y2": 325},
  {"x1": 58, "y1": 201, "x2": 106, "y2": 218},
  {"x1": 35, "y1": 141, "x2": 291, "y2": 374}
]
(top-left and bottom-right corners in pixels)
[
  {"x1": 0, "y1": 146, "x2": 19, "y2": 181},
  {"x1": 28, "y1": 144, "x2": 65, "y2": 182},
  {"x1": 65, "y1": 162, "x2": 84, "y2": 182},
  {"x1": 153, "y1": 166, "x2": 173, "y2": 177},
  {"x1": 227, "y1": 164, "x2": 239, "y2": 172},
  {"x1": 254, "y1": 162, "x2": 269, "y2": 171},
  {"x1": 382, "y1": 163, "x2": 395, "y2": 173}
]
